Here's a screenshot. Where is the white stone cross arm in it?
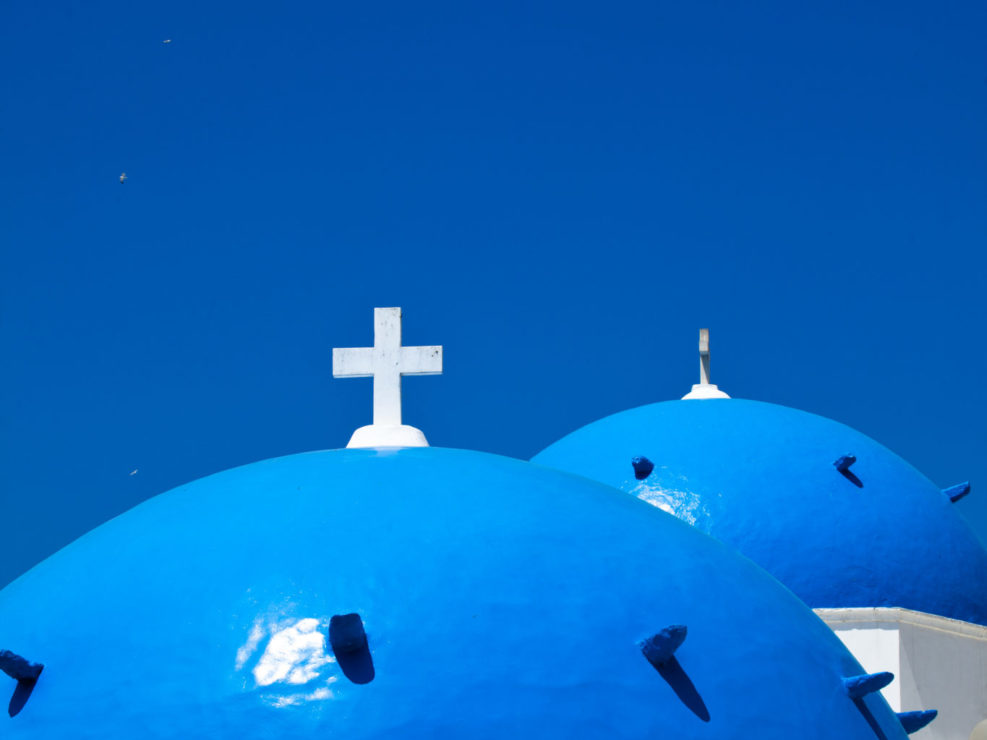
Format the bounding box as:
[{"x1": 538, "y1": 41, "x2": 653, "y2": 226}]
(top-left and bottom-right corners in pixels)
[{"x1": 332, "y1": 307, "x2": 443, "y2": 448}]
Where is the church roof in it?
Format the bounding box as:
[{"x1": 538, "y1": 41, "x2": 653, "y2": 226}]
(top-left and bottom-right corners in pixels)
[
  {"x1": 0, "y1": 446, "x2": 911, "y2": 738},
  {"x1": 533, "y1": 397, "x2": 987, "y2": 626}
]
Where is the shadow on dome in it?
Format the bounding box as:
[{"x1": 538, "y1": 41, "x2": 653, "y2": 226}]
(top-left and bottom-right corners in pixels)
[
  {"x1": 654, "y1": 657, "x2": 709, "y2": 723},
  {"x1": 8, "y1": 679, "x2": 38, "y2": 719}
]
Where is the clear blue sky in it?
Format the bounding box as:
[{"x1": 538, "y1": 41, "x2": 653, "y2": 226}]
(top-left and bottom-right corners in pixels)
[{"x1": 1, "y1": 0, "x2": 985, "y2": 588}]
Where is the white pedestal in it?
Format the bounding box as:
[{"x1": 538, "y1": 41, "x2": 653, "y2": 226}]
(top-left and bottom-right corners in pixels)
[
  {"x1": 681, "y1": 383, "x2": 731, "y2": 400},
  {"x1": 346, "y1": 424, "x2": 429, "y2": 449}
]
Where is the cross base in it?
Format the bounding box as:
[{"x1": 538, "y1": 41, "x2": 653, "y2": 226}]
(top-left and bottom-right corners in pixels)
[
  {"x1": 346, "y1": 424, "x2": 430, "y2": 449},
  {"x1": 681, "y1": 384, "x2": 731, "y2": 400}
]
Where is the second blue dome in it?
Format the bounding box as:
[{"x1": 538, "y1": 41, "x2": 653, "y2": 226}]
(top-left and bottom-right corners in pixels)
[{"x1": 533, "y1": 398, "x2": 987, "y2": 626}]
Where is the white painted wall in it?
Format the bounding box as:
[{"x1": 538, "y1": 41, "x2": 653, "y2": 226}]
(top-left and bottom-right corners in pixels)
[{"x1": 817, "y1": 608, "x2": 987, "y2": 740}]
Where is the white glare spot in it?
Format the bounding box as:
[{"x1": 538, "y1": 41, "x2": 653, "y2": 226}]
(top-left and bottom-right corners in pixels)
[
  {"x1": 633, "y1": 475, "x2": 709, "y2": 527},
  {"x1": 253, "y1": 618, "x2": 335, "y2": 688},
  {"x1": 306, "y1": 686, "x2": 334, "y2": 701},
  {"x1": 235, "y1": 621, "x2": 266, "y2": 670}
]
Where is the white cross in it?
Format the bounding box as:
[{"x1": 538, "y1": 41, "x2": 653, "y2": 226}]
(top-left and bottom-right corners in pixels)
[{"x1": 333, "y1": 307, "x2": 442, "y2": 447}]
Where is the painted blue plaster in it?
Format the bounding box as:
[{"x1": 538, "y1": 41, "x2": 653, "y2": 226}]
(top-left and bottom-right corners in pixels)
[
  {"x1": 0, "y1": 447, "x2": 906, "y2": 738},
  {"x1": 533, "y1": 399, "x2": 987, "y2": 626}
]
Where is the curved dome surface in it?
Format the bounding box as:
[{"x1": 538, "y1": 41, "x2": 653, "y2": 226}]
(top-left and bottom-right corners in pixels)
[
  {"x1": 533, "y1": 399, "x2": 987, "y2": 626},
  {"x1": 0, "y1": 447, "x2": 908, "y2": 739}
]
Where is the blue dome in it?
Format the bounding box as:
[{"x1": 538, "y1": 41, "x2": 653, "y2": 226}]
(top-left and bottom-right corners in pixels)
[
  {"x1": 533, "y1": 399, "x2": 987, "y2": 626},
  {"x1": 0, "y1": 447, "x2": 909, "y2": 738}
]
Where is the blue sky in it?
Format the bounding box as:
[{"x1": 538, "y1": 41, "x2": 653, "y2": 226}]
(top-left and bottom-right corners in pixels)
[{"x1": 1, "y1": 0, "x2": 984, "y2": 588}]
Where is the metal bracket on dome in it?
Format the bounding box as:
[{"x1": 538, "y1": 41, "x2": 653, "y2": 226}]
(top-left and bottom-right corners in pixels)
[
  {"x1": 897, "y1": 710, "x2": 938, "y2": 734},
  {"x1": 329, "y1": 614, "x2": 375, "y2": 685},
  {"x1": 632, "y1": 456, "x2": 655, "y2": 481},
  {"x1": 0, "y1": 650, "x2": 43, "y2": 718},
  {"x1": 834, "y1": 455, "x2": 863, "y2": 487},
  {"x1": 843, "y1": 671, "x2": 894, "y2": 699},
  {"x1": 834, "y1": 455, "x2": 856, "y2": 473},
  {"x1": 638, "y1": 626, "x2": 710, "y2": 722},
  {"x1": 942, "y1": 482, "x2": 970, "y2": 503}
]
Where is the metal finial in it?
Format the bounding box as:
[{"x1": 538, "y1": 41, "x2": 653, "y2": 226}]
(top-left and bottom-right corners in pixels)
[{"x1": 681, "y1": 329, "x2": 730, "y2": 400}]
